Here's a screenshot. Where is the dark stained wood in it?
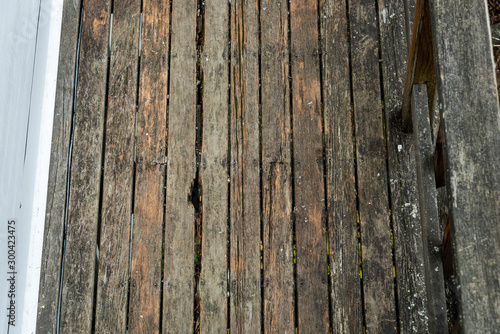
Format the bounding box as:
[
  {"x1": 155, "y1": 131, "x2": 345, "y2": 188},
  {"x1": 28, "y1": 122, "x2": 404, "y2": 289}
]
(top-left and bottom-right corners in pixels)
[
  {"x1": 36, "y1": 0, "x2": 81, "y2": 331},
  {"x1": 198, "y1": 0, "x2": 229, "y2": 330},
  {"x1": 261, "y1": 0, "x2": 294, "y2": 331},
  {"x1": 349, "y1": 0, "x2": 396, "y2": 331},
  {"x1": 290, "y1": 0, "x2": 329, "y2": 331},
  {"x1": 411, "y1": 84, "x2": 448, "y2": 333},
  {"x1": 320, "y1": 0, "x2": 363, "y2": 332},
  {"x1": 58, "y1": 0, "x2": 112, "y2": 332},
  {"x1": 229, "y1": 0, "x2": 261, "y2": 332},
  {"x1": 94, "y1": 1, "x2": 141, "y2": 331},
  {"x1": 376, "y1": 0, "x2": 430, "y2": 331},
  {"x1": 128, "y1": 0, "x2": 169, "y2": 332},
  {"x1": 162, "y1": 0, "x2": 197, "y2": 332},
  {"x1": 430, "y1": 0, "x2": 500, "y2": 330}
]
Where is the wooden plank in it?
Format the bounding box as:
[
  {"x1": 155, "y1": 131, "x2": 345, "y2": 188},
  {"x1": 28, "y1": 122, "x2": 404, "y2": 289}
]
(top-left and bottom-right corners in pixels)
[
  {"x1": 349, "y1": 0, "x2": 397, "y2": 331},
  {"x1": 162, "y1": 0, "x2": 197, "y2": 332},
  {"x1": 430, "y1": 0, "x2": 500, "y2": 330},
  {"x1": 58, "y1": 0, "x2": 112, "y2": 331},
  {"x1": 411, "y1": 84, "x2": 448, "y2": 333},
  {"x1": 261, "y1": 0, "x2": 294, "y2": 331},
  {"x1": 128, "y1": 0, "x2": 170, "y2": 332},
  {"x1": 290, "y1": 0, "x2": 329, "y2": 331},
  {"x1": 376, "y1": 0, "x2": 431, "y2": 331},
  {"x1": 320, "y1": 0, "x2": 363, "y2": 332},
  {"x1": 93, "y1": 0, "x2": 141, "y2": 331},
  {"x1": 229, "y1": 0, "x2": 261, "y2": 332},
  {"x1": 198, "y1": 0, "x2": 229, "y2": 331},
  {"x1": 36, "y1": 0, "x2": 81, "y2": 331}
]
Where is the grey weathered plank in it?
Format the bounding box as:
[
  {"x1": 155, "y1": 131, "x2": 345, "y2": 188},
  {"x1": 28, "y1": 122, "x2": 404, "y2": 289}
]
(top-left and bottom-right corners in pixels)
[
  {"x1": 58, "y1": 0, "x2": 112, "y2": 331},
  {"x1": 320, "y1": 0, "x2": 363, "y2": 332},
  {"x1": 199, "y1": 0, "x2": 229, "y2": 331},
  {"x1": 261, "y1": 0, "x2": 294, "y2": 331},
  {"x1": 349, "y1": 0, "x2": 397, "y2": 331},
  {"x1": 290, "y1": 0, "x2": 329, "y2": 331},
  {"x1": 376, "y1": 0, "x2": 430, "y2": 331},
  {"x1": 128, "y1": 0, "x2": 170, "y2": 332},
  {"x1": 229, "y1": 0, "x2": 262, "y2": 332},
  {"x1": 430, "y1": 0, "x2": 500, "y2": 330},
  {"x1": 36, "y1": 0, "x2": 81, "y2": 331},
  {"x1": 162, "y1": 0, "x2": 197, "y2": 332},
  {"x1": 94, "y1": 0, "x2": 141, "y2": 331},
  {"x1": 411, "y1": 84, "x2": 448, "y2": 333}
]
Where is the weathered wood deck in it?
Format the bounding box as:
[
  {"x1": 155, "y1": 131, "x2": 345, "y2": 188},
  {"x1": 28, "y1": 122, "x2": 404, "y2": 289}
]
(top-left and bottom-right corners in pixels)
[{"x1": 36, "y1": 0, "x2": 500, "y2": 333}]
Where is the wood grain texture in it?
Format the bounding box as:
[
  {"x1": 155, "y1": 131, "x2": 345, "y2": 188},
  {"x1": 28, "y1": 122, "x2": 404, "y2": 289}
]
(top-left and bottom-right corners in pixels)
[
  {"x1": 93, "y1": 0, "x2": 141, "y2": 331},
  {"x1": 36, "y1": 0, "x2": 81, "y2": 332},
  {"x1": 58, "y1": 0, "x2": 112, "y2": 332},
  {"x1": 229, "y1": 0, "x2": 261, "y2": 332},
  {"x1": 290, "y1": 0, "x2": 329, "y2": 331},
  {"x1": 349, "y1": 0, "x2": 396, "y2": 331},
  {"x1": 320, "y1": 0, "x2": 363, "y2": 332},
  {"x1": 162, "y1": 0, "x2": 197, "y2": 332},
  {"x1": 198, "y1": 0, "x2": 229, "y2": 331},
  {"x1": 376, "y1": 0, "x2": 430, "y2": 331},
  {"x1": 411, "y1": 84, "x2": 448, "y2": 333},
  {"x1": 128, "y1": 0, "x2": 170, "y2": 332},
  {"x1": 261, "y1": 0, "x2": 294, "y2": 331},
  {"x1": 430, "y1": 0, "x2": 500, "y2": 330}
]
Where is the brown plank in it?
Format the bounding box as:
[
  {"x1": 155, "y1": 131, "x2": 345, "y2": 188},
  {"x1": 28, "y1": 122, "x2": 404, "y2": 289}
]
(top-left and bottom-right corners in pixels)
[
  {"x1": 320, "y1": 0, "x2": 363, "y2": 332},
  {"x1": 430, "y1": 0, "x2": 500, "y2": 330},
  {"x1": 128, "y1": 0, "x2": 170, "y2": 332},
  {"x1": 229, "y1": 0, "x2": 261, "y2": 332},
  {"x1": 261, "y1": 0, "x2": 294, "y2": 331},
  {"x1": 198, "y1": 0, "x2": 229, "y2": 331},
  {"x1": 376, "y1": 0, "x2": 431, "y2": 331},
  {"x1": 36, "y1": 0, "x2": 81, "y2": 331},
  {"x1": 162, "y1": 0, "x2": 197, "y2": 332},
  {"x1": 290, "y1": 0, "x2": 329, "y2": 331},
  {"x1": 349, "y1": 0, "x2": 397, "y2": 331},
  {"x1": 58, "y1": 0, "x2": 112, "y2": 331},
  {"x1": 411, "y1": 84, "x2": 448, "y2": 333},
  {"x1": 93, "y1": 0, "x2": 141, "y2": 331}
]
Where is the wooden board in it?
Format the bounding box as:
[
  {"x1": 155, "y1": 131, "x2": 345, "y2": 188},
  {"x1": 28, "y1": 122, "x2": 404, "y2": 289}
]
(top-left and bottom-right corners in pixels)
[
  {"x1": 198, "y1": 0, "x2": 229, "y2": 331},
  {"x1": 93, "y1": 0, "x2": 141, "y2": 331},
  {"x1": 261, "y1": 0, "x2": 294, "y2": 331},
  {"x1": 36, "y1": 0, "x2": 81, "y2": 331},
  {"x1": 320, "y1": 0, "x2": 363, "y2": 332},
  {"x1": 229, "y1": 0, "x2": 262, "y2": 332},
  {"x1": 376, "y1": 0, "x2": 431, "y2": 331},
  {"x1": 162, "y1": 0, "x2": 197, "y2": 332},
  {"x1": 128, "y1": 0, "x2": 170, "y2": 332},
  {"x1": 430, "y1": 0, "x2": 500, "y2": 330},
  {"x1": 290, "y1": 0, "x2": 329, "y2": 331},
  {"x1": 58, "y1": 0, "x2": 112, "y2": 331},
  {"x1": 411, "y1": 84, "x2": 447, "y2": 333},
  {"x1": 349, "y1": 0, "x2": 396, "y2": 331}
]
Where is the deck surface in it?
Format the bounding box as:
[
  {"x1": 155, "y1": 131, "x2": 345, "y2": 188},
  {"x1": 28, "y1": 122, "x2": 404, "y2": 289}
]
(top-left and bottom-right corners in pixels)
[{"x1": 35, "y1": 0, "x2": 441, "y2": 333}]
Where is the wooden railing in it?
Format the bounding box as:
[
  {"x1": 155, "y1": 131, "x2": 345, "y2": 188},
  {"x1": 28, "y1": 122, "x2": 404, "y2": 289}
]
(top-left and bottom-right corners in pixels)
[{"x1": 402, "y1": 0, "x2": 500, "y2": 332}]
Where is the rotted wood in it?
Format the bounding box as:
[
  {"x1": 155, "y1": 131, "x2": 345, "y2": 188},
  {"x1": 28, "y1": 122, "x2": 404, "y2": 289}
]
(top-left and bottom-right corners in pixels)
[
  {"x1": 163, "y1": 0, "x2": 197, "y2": 332},
  {"x1": 349, "y1": 0, "x2": 397, "y2": 331},
  {"x1": 36, "y1": 0, "x2": 82, "y2": 331},
  {"x1": 261, "y1": 0, "x2": 294, "y2": 331},
  {"x1": 58, "y1": 0, "x2": 112, "y2": 331},
  {"x1": 128, "y1": 0, "x2": 170, "y2": 332},
  {"x1": 320, "y1": 0, "x2": 363, "y2": 332},
  {"x1": 290, "y1": 0, "x2": 329, "y2": 331}
]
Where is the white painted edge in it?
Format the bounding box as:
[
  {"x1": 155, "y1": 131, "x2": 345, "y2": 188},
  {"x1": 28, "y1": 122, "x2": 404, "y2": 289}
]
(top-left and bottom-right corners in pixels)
[{"x1": 22, "y1": 1, "x2": 63, "y2": 333}]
